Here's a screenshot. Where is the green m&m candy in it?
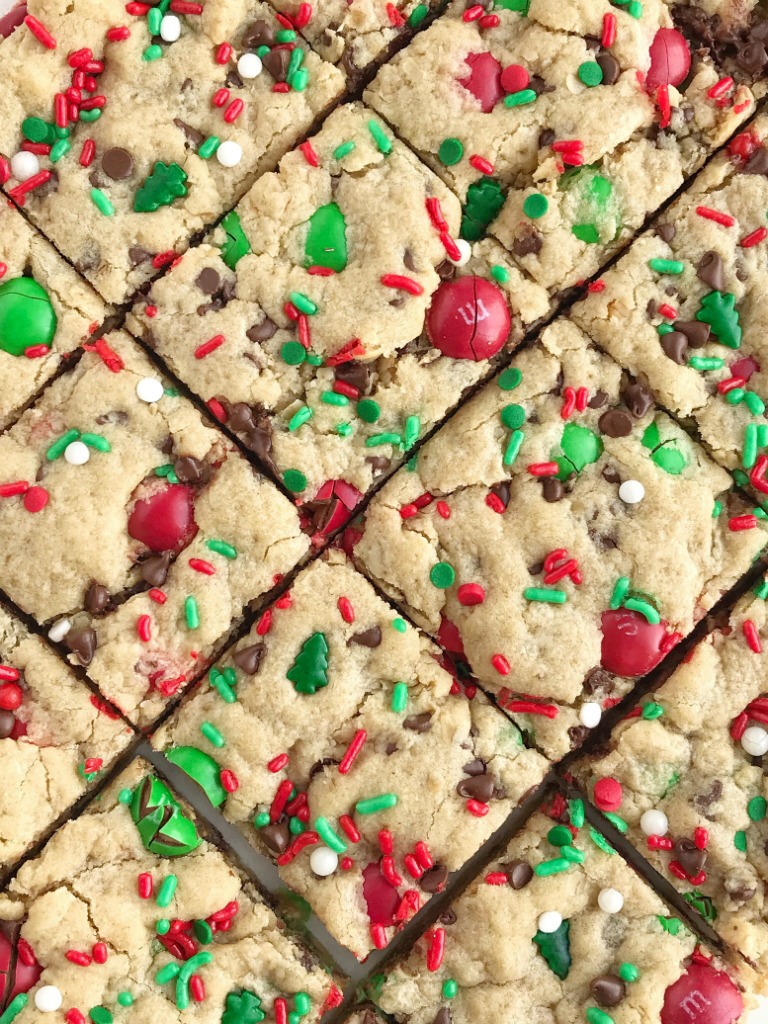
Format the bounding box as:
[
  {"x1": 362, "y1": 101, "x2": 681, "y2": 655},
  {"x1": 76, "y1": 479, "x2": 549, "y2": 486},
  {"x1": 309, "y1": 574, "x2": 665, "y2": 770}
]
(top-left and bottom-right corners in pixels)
[
  {"x1": 166, "y1": 745, "x2": 228, "y2": 807},
  {"x1": 0, "y1": 277, "x2": 57, "y2": 356}
]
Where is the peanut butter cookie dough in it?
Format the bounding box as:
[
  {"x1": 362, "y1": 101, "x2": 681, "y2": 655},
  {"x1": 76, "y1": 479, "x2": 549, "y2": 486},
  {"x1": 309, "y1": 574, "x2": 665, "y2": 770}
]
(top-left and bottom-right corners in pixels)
[
  {"x1": 0, "y1": 333, "x2": 308, "y2": 726},
  {"x1": 370, "y1": 798, "x2": 759, "y2": 1024},
  {"x1": 0, "y1": 759, "x2": 343, "y2": 1024},
  {"x1": 129, "y1": 102, "x2": 549, "y2": 527},
  {"x1": 154, "y1": 554, "x2": 547, "y2": 958},
  {"x1": 365, "y1": 0, "x2": 755, "y2": 295},
  {"x1": 573, "y1": 573, "x2": 768, "y2": 975},
  {"x1": 352, "y1": 320, "x2": 766, "y2": 761},
  {"x1": 0, "y1": 603, "x2": 131, "y2": 872},
  {"x1": 0, "y1": 0, "x2": 344, "y2": 303}
]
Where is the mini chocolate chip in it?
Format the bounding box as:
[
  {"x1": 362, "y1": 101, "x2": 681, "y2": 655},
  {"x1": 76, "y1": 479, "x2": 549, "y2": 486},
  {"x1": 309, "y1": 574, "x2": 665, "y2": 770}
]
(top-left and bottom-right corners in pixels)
[
  {"x1": 674, "y1": 320, "x2": 710, "y2": 347},
  {"x1": 129, "y1": 246, "x2": 153, "y2": 268},
  {"x1": 0, "y1": 712, "x2": 15, "y2": 739},
  {"x1": 697, "y1": 251, "x2": 725, "y2": 292},
  {"x1": 232, "y1": 643, "x2": 265, "y2": 675},
  {"x1": 196, "y1": 267, "x2": 221, "y2": 294},
  {"x1": 101, "y1": 147, "x2": 133, "y2": 180},
  {"x1": 348, "y1": 626, "x2": 382, "y2": 648},
  {"x1": 674, "y1": 837, "x2": 707, "y2": 876},
  {"x1": 173, "y1": 456, "x2": 211, "y2": 486},
  {"x1": 596, "y1": 53, "x2": 621, "y2": 84},
  {"x1": 568, "y1": 725, "x2": 590, "y2": 747},
  {"x1": 727, "y1": 884, "x2": 756, "y2": 904},
  {"x1": 403, "y1": 712, "x2": 433, "y2": 732},
  {"x1": 591, "y1": 973, "x2": 626, "y2": 1008},
  {"x1": 660, "y1": 331, "x2": 688, "y2": 365},
  {"x1": 457, "y1": 773, "x2": 496, "y2": 802},
  {"x1": 140, "y1": 552, "x2": 171, "y2": 587},
  {"x1": 244, "y1": 426, "x2": 275, "y2": 471},
  {"x1": 242, "y1": 19, "x2": 275, "y2": 47},
  {"x1": 542, "y1": 479, "x2": 564, "y2": 502},
  {"x1": 513, "y1": 229, "x2": 543, "y2": 258},
  {"x1": 403, "y1": 248, "x2": 417, "y2": 272},
  {"x1": 173, "y1": 119, "x2": 205, "y2": 148},
  {"x1": 65, "y1": 627, "x2": 98, "y2": 666},
  {"x1": 84, "y1": 582, "x2": 111, "y2": 616},
  {"x1": 228, "y1": 403, "x2": 258, "y2": 434},
  {"x1": 419, "y1": 865, "x2": 448, "y2": 893},
  {"x1": 598, "y1": 408, "x2": 633, "y2": 437},
  {"x1": 538, "y1": 129, "x2": 556, "y2": 148},
  {"x1": 263, "y1": 48, "x2": 290, "y2": 81},
  {"x1": 260, "y1": 822, "x2": 291, "y2": 855},
  {"x1": 432, "y1": 1010, "x2": 452, "y2": 1024},
  {"x1": 247, "y1": 318, "x2": 278, "y2": 342},
  {"x1": 503, "y1": 859, "x2": 533, "y2": 889},
  {"x1": 336, "y1": 361, "x2": 371, "y2": 394},
  {"x1": 437, "y1": 259, "x2": 456, "y2": 280},
  {"x1": 583, "y1": 667, "x2": 615, "y2": 695},
  {"x1": 602, "y1": 465, "x2": 621, "y2": 484},
  {"x1": 490, "y1": 481, "x2": 511, "y2": 509},
  {"x1": 655, "y1": 223, "x2": 676, "y2": 243},
  {"x1": 588, "y1": 390, "x2": 609, "y2": 409},
  {"x1": 621, "y1": 381, "x2": 653, "y2": 418}
]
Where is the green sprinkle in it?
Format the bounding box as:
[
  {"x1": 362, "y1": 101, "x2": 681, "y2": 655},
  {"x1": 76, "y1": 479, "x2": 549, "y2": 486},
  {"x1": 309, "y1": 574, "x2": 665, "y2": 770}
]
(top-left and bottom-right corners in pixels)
[
  {"x1": 568, "y1": 798, "x2": 585, "y2": 828},
  {"x1": 627, "y1": 0, "x2": 643, "y2": 17},
  {"x1": 534, "y1": 857, "x2": 572, "y2": 876},
  {"x1": 648, "y1": 258, "x2": 685, "y2": 275},
  {"x1": 22, "y1": 116, "x2": 55, "y2": 144},
  {"x1": 50, "y1": 137, "x2": 71, "y2": 162},
  {"x1": 392, "y1": 617, "x2": 407, "y2": 633},
  {"x1": 619, "y1": 962, "x2": 639, "y2": 983},
  {"x1": 333, "y1": 141, "x2": 356, "y2": 161},
  {"x1": 439, "y1": 137, "x2": 464, "y2": 165},
  {"x1": 118, "y1": 788, "x2": 133, "y2": 804},
  {"x1": 657, "y1": 323, "x2": 674, "y2": 336},
  {"x1": 641, "y1": 701, "x2": 664, "y2": 720},
  {"x1": 744, "y1": 423, "x2": 758, "y2": 469},
  {"x1": 403, "y1": 415, "x2": 421, "y2": 450},
  {"x1": 289, "y1": 67, "x2": 309, "y2": 92},
  {"x1": 547, "y1": 825, "x2": 573, "y2": 847},
  {"x1": 745, "y1": 390, "x2": 766, "y2": 416},
  {"x1": 712, "y1": 500, "x2": 723, "y2": 518},
  {"x1": 156, "y1": 874, "x2": 178, "y2": 908},
  {"x1": 500, "y1": 403, "x2": 526, "y2": 429},
  {"x1": 610, "y1": 577, "x2": 630, "y2": 609},
  {"x1": 206, "y1": 539, "x2": 237, "y2": 559},
  {"x1": 147, "y1": 6, "x2": 163, "y2": 33},
  {"x1": 156, "y1": 919, "x2": 171, "y2": 935},
  {"x1": 430, "y1": 562, "x2": 456, "y2": 588},
  {"x1": 176, "y1": 952, "x2": 213, "y2": 1012},
  {"x1": 560, "y1": 845, "x2": 585, "y2": 864},
  {"x1": 408, "y1": 3, "x2": 429, "y2": 25},
  {"x1": 117, "y1": 993, "x2": 134, "y2": 1007},
  {"x1": 491, "y1": 264, "x2": 510, "y2": 284},
  {"x1": 524, "y1": 587, "x2": 567, "y2": 604},
  {"x1": 321, "y1": 391, "x2": 348, "y2": 407},
  {"x1": 200, "y1": 721, "x2": 225, "y2": 748},
  {"x1": 281, "y1": 341, "x2": 307, "y2": 365},
  {"x1": 209, "y1": 670, "x2": 236, "y2": 704},
  {"x1": 287, "y1": 47, "x2": 304, "y2": 80},
  {"x1": 734, "y1": 830, "x2": 748, "y2": 852},
  {"x1": 748, "y1": 796, "x2": 767, "y2": 821},
  {"x1": 442, "y1": 979, "x2": 458, "y2": 999},
  {"x1": 586, "y1": 1009, "x2": 615, "y2": 1024},
  {"x1": 504, "y1": 89, "x2": 537, "y2": 107},
  {"x1": 498, "y1": 367, "x2": 522, "y2": 390},
  {"x1": 79, "y1": 109, "x2": 102, "y2": 122},
  {"x1": 314, "y1": 816, "x2": 347, "y2": 853},
  {"x1": 198, "y1": 136, "x2": 220, "y2": 159},
  {"x1": 366, "y1": 432, "x2": 401, "y2": 447},
  {"x1": 688, "y1": 356, "x2": 724, "y2": 371},
  {"x1": 143, "y1": 44, "x2": 164, "y2": 61},
  {"x1": 283, "y1": 469, "x2": 307, "y2": 492},
  {"x1": 623, "y1": 597, "x2": 660, "y2": 624},
  {"x1": 185, "y1": 595, "x2": 200, "y2": 630},
  {"x1": 155, "y1": 963, "x2": 180, "y2": 985},
  {"x1": 391, "y1": 682, "x2": 409, "y2": 713},
  {"x1": 733, "y1": 469, "x2": 750, "y2": 486},
  {"x1": 336, "y1": 423, "x2": 353, "y2": 437},
  {"x1": 754, "y1": 579, "x2": 768, "y2": 600},
  {"x1": 89, "y1": 1008, "x2": 113, "y2": 1024},
  {"x1": 589, "y1": 828, "x2": 615, "y2": 855},
  {"x1": 726, "y1": 388, "x2": 745, "y2": 405},
  {"x1": 572, "y1": 224, "x2": 599, "y2": 244},
  {"x1": 289, "y1": 292, "x2": 318, "y2": 315},
  {"x1": 294, "y1": 993, "x2": 311, "y2": 1016},
  {"x1": 503, "y1": 428, "x2": 525, "y2": 466},
  {"x1": 0, "y1": 994, "x2": 28, "y2": 1024},
  {"x1": 578, "y1": 61, "x2": 603, "y2": 87},
  {"x1": 368, "y1": 119, "x2": 393, "y2": 154},
  {"x1": 355, "y1": 793, "x2": 398, "y2": 815},
  {"x1": 90, "y1": 188, "x2": 115, "y2": 217},
  {"x1": 276, "y1": 28, "x2": 297, "y2": 42},
  {"x1": 523, "y1": 193, "x2": 548, "y2": 219},
  {"x1": 290, "y1": 816, "x2": 306, "y2": 835},
  {"x1": 288, "y1": 405, "x2": 313, "y2": 431},
  {"x1": 357, "y1": 398, "x2": 381, "y2": 423},
  {"x1": 253, "y1": 811, "x2": 270, "y2": 829},
  {"x1": 80, "y1": 432, "x2": 111, "y2": 452},
  {"x1": 191, "y1": 920, "x2": 213, "y2": 945},
  {"x1": 604, "y1": 812, "x2": 628, "y2": 834},
  {"x1": 47, "y1": 428, "x2": 81, "y2": 461},
  {"x1": 757, "y1": 424, "x2": 768, "y2": 448}
]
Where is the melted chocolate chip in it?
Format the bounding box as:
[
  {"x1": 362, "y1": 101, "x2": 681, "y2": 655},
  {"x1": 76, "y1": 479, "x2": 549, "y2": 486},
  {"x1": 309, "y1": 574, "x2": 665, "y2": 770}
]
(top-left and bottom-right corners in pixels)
[
  {"x1": 674, "y1": 320, "x2": 710, "y2": 347},
  {"x1": 196, "y1": 267, "x2": 221, "y2": 294},
  {"x1": 490, "y1": 481, "x2": 511, "y2": 510},
  {"x1": 84, "y1": 582, "x2": 111, "y2": 616},
  {"x1": 403, "y1": 712, "x2": 433, "y2": 732},
  {"x1": 419, "y1": 865, "x2": 448, "y2": 893},
  {"x1": 403, "y1": 248, "x2": 417, "y2": 272},
  {"x1": 101, "y1": 147, "x2": 133, "y2": 180},
  {"x1": 598, "y1": 408, "x2": 633, "y2": 437},
  {"x1": 348, "y1": 626, "x2": 382, "y2": 648},
  {"x1": 583, "y1": 667, "x2": 615, "y2": 696},
  {"x1": 502, "y1": 859, "x2": 533, "y2": 889},
  {"x1": 65, "y1": 627, "x2": 97, "y2": 666},
  {"x1": 432, "y1": 1010, "x2": 452, "y2": 1024},
  {"x1": 697, "y1": 250, "x2": 725, "y2": 292},
  {"x1": 538, "y1": 129, "x2": 556, "y2": 148},
  {"x1": 173, "y1": 456, "x2": 211, "y2": 486},
  {"x1": 591, "y1": 973, "x2": 626, "y2": 1008},
  {"x1": 247, "y1": 318, "x2": 278, "y2": 342},
  {"x1": 660, "y1": 331, "x2": 688, "y2": 365},
  {"x1": 621, "y1": 381, "x2": 653, "y2": 418},
  {"x1": 140, "y1": 552, "x2": 171, "y2": 587},
  {"x1": 335, "y1": 361, "x2": 371, "y2": 394},
  {"x1": 456, "y1": 773, "x2": 496, "y2": 802},
  {"x1": 692, "y1": 779, "x2": 723, "y2": 813},
  {"x1": 674, "y1": 837, "x2": 707, "y2": 876},
  {"x1": 232, "y1": 643, "x2": 265, "y2": 675}
]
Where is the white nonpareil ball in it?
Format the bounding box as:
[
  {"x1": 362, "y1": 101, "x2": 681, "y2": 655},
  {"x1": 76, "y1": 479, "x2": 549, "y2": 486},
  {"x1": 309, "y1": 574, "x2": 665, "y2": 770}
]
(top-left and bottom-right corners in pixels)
[
  {"x1": 640, "y1": 809, "x2": 669, "y2": 837},
  {"x1": 64, "y1": 440, "x2": 90, "y2": 465},
  {"x1": 537, "y1": 911, "x2": 562, "y2": 934},
  {"x1": 742, "y1": 725, "x2": 768, "y2": 757},
  {"x1": 11, "y1": 151, "x2": 40, "y2": 182},
  {"x1": 160, "y1": 14, "x2": 181, "y2": 42},
  {"x1": 237, "y1": 52, "x2": 263, "y2": 79},
  {"x1": 216, "y1": 140, "x2": 243, "y2": 168},
  {"x1": 48, "y1": 618, "x2": 72, "y2": 642},
  {"x1": 309, "y1": 846, "x2": 338, "y2": 877},
  {"x1": 34, "y1": 986, "x2": 63, "y2": 1012},
  {"x1": 579, "y1": 702, "x2": 602, "y2": 728},
  {"x1": 598, "y1": 887, "x2": 624, "y2": 914},
  {"x1": 618, "y1": 479, "x2": 645, "y2": 505},
  {"x1": 136, "y1": 377, "x2": 164, "y2": 403}
]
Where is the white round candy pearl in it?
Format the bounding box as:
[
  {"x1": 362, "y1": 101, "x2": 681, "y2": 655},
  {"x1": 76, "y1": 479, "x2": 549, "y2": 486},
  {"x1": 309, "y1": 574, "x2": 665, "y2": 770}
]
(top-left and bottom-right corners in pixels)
[
  {"x1": 640, "y1": 809, "x2": 669, "y2": 837},
  {"x1": 48, "y1": 618, "x2": 72, "y2": 642},
  {"x1": 64, "y1": 440, "x2": 90, "y2": 466},
  {"x1": 309, "y1": 846, "x2": 339, "y2": 877},
  {"x1": 448, "y1": 238, "x2": 472, "y2": 267},
  {"x1": 537, "y1": 911, "x2": 562, "y2": 934},
  {"x1": 136, "y1": 377, "x2": 164, "y2": 403},
  {"x1": 237, "y1": 52, "x2": 263, "y2": 79},
  {"x1": 216, "y1": 140, "x2": 243, "y2": 168},
  {"x1": 11, "y1": 151, "x2": 40, "y2": 182},
  {"x1": 619, "y1": 480, "x2": 645, "y2": 504},
  {"x1": 34, "y1": 986, "x2": 63, "y2": 1013},
  {"x1": 160, "y1": 14, "x2": 181, "y2": 41},
  {"x1": 579, "y1": 702, "x2": 602, "y2": 729},
  {"x1": 598, "y1": 887, "x2": 624, "y2": 914},
  {"x1": 741, "y1": 725, "x2": 768, "y2": 757}
]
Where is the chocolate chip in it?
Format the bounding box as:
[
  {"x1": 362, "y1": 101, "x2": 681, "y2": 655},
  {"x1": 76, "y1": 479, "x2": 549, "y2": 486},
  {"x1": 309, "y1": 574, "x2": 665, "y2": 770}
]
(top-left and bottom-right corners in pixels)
[
  {"x1": 513, "y1": 228, "x2": 543, "y2": 258},
  {"x1": 591, "y1": 973, "x2": 626, "y2": 1007},
  {"x1": 697, "y1": 251, "x2": 725, "y2": 292},
  {"x1": 263, "y1": 48, "x2": 290, "y2": 81},
  {"x1": 0, "y1": 712, "x2": 15, "y2": 739},
  {"x1": 655, "y1": 223, "x2": 676, "y2": 243},
  {"x1": 437, "y1": 259, "x2": 456, "y2": 281},
  {"x1": 129, "y1": 246, "x2": 153, "y2": 268},
  {"x1": 538, "y1": 129, "x2": 556, "y2": 148},
  {"x1": 674, "y1": 837, "x2": 707, "y2": 876},
  {"x1": 84, "y1": 582, "x2": 111, "y2": 616},
  {"x1": 242, "y1": 19, "x2": 275, "y2": 47},
  {"x1": 419, "y1": 865, "x2": 448, "y2": 893},
  {"x1": 101, "y1": 147, "x2": 133, "y2": 180},
  {"x1": 65, "y1": 627, "x2": 97, "y2": 666},
  {"x1": 738, "y1": 39, "x2": 768, "y2": 74},
  {"x1": 247, "y1": 318, "x2": 278, "y2": 342},
  {"x1": 173, "y1": 118, "x2": 205, "y2": 148},
  {"x1": 243, "y1": 426, "x2": 275, "y2": 472},
  {"x1": 456, "y1": 773, "x2": 496, "y2": 802},
  {"x1": 674, "y1": 320, "x2": 710, "y2": 347},
  {"x1": 568, "y1": 724, "x2": 590, "y2": 748},
  {"x1": 260, "y1": 822, "x2": 290, "y2": 855},
  {"x1": 432, "y1": 1011, "x2": 453, "y2": 1024},
  {"x1": 588, "y1": 390, "x2": 609, "y2": 409},
  {"x1": 596, "y1": 53, "x2": 621, "y2": 84},
  {"x1": 403, "y1": 712, "x2": 433, "y2": 732},
  {"x1": 403, "y1": 248, "x2": 417, "y2": 272},
  {"x1": 726, "y1": 883, "x2": 756, "y2": 904},
  {"x1": 660, "y1": 331, "x2": 688, "y2": 365},
  {"x1": 692, "y1": 779, "x2": 722, "y2": 813},
  {"x1": 583, "y1": 667, "x2": 615, "y2": 695},
  {"x1": 225, "y1": 69, "x2": 244, "y2": 89},
  {"x1": 348, "y1": 626, "x2": 382, "y2": 648},
  {"x1": 173, "y1": 456, "x2": 211, "y2": 486},
  {"x1": 744, "y1": 147, "x2": 768, "y2": 175},
  {"x1": 195, "y1": 268, "x2": 221, "y2": 295},
  {"x1": 502, "y1": 859, "x2": 533, "y2": 889},
  {"x1": 232, "y1": 643, "x2": 265, "y2": 675},
  {"x1": 602, "y1": 465, "x2": 621, "y2": 484},
  {"x1": 490, "y1": 481, "x2": 511, "y2": 509},
  {"x1": 598, "y1": 408, "x2": 633, "y2": 437},
  {"x1": 621, "y1": 381, "x2": 653, "y2": 418},
  {"x1": 139, "y1": 552, "x2": 171, "y2": 587},
  {"x1": 335, "y1": 361, "x2": 371, "y2": 394},
  {"x1": 542, "y1": 478, "x2": 564, "y2": 502}
]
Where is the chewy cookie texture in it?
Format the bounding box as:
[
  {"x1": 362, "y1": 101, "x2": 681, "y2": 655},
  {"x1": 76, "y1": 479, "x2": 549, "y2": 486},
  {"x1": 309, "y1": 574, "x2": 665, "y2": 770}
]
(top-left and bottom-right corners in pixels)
[
  {"x1": 353, "y1": 319, "x2": 766, "y2": 760},
  {"x1": 0, "y1": 333, "x2": 308, "y2": 726},
  {"x1": 371, "y1": 799, "x2": 757, "y2": 1024},
  {"x1": 0, "y1": 0, "x2": 344, "y2": 303},
  {"x1": 365, "y1": 0, "x2": 755, "y2": 296},
  {"x1": 574, "y1": 574, "x2": 768, "y2": 976},
  {"x1": 129, "y1": 101, "x2": 549, "y2": 518},
  {"x1": 0, "y1": 201, "x2": 107, "y2": 430},
  {"x1": 0, "y1": 760, "x2": 341, "y2": 1024},
  {"x1": 154, "y1": 554, "x2": 547, "y2": 959},
  {"x1": 0, "y1": 602, "x2": 131, "y2": 872}
]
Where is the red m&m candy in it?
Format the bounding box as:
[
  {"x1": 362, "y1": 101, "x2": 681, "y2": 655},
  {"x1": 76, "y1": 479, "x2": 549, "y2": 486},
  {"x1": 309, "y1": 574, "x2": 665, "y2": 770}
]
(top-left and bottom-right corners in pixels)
[
  {"x1": 661, "y1": 962, "x2": 743, "y2": 1024},
  {"x1": 600, "y1": 610, "x2": 668, "y2": 677},
  {"x1": 128, "y1": 484, "x2": 197, "y2": 553},
  {"x1": 646, "y1": 28, "x2": 691, "y2": 91},
  {"x1": 460, "y1": 51, "x2": 504, "y2": 112},
  {"x1": 427, "y1": 277, "x2": 511, "y2": 361}
]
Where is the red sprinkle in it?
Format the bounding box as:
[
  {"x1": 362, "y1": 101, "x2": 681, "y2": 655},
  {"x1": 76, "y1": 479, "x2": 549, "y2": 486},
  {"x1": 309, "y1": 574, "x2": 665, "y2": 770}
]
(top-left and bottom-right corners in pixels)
[
  {"x1": 693, "y1": 827, "x2": 709, "y2": 850},
  {"x1": 274, "y1": 997, "x2": 288, "y2": 1024},
  {"x1": 527, "y1": 462, "x2": 559, "y2": 477},
  {"x1": 65, "y1": 1012, "x2": 86, "y2": 1024},
  {"x1": 707, "y1": 76, "x2": 734, "y2": 99},
  {"x1": 593, "y1": 776, "x2": 623, "y2": 812},
  {"x1": 668, "y1": 860, "x2": 688, "y2": 881},
  {"x1": 295, "y1": 3, "x2": 313, "y2": 28},
  {"x1": 743, "y1": 619, "x2": 762, "y2": 653},
  {"x1": 256, "y1": 609, "x2": 272, "y2": 636},
  {"x1": 299, "y1": 140, "x2": 320, "y2": 167},
  {"x1": 0, "y1": 666, "x2": 20, "y2": 682},
  {"x1": 560, "y1": 386, "x2": 576, "y2": 419},
  {"x1": 491, "y1": 653, "x2": 510, "y2": 675},
  {"x1": 740, "y1": 226, "x2": 768, "y2": 249},
  {"x1": 24, "y1": 345, "x2": 50, "y2": 359},
  {"x1": 267, "y1": 753, "x2": 289, "y2": 773},
  {"x1": 503, "y1": 700, "x2": 558, "y2": 718},
  {"x1": 370, "y1": 923, "x2": 387, "y2": 949},
  {"x1": 436, "y1": 500, "x2": 451, "y2": 519},
  {"x1": 466, "y1": 799, "x2": 489, "y2": 817},
  {"x1": 469, "y1": 154, "x2": 494, "y2": 175},
  {"x1": 381, "y1": 855, "x2": 403, "y2": 888},
  {"x1": 189, "y1": 558, "x2": 215, "y2": 576},
  {"x1": 79, "y1": 139, "x2": 96, "y2": 167},
  {"x1": 138, "y1": 872, "x2": 153, "y2": 899},
  {"x1": 656, "y1": 85, "x2": 671, "y2": 129},
  {"x1": 223, "y1": 98, "x2": 244, "y2": 123},
  {"x1": 24, "y1": 14, "x2": 57, "y2": 49},
  {"x1": 0, "y1": 481, "x2": 29, "y2": 498},
  {"x1": 16, "y1": 940, "x2": 36, "y2": 968},
  {"x1": 602, "y1": 12, "x2": 616, "y2": 47},
  {"x1": 378, "y1": 829, "x2": 394, "y2": 855},
  {"x1": 106, "y1": 26, "x2": 131, "y2": 41},
  {"x1": 65, "y1": 951, "x2": 92, "y2": 967},
  {"x1": 136, "y1": 614, "x2": 152, "y2": 643},
  {"x1": 729, "y1": 514, "x2": 758, "y2": 531},
  {"x1": 270, "y1": 779, "x2": 294, "y2": 822},
  {"x1": 695, "y1": 205, "x2": 735, "y2": 227},
  {"x1": 457, "y1": 583, "x2": 485, "y2": 606},
  {"x1": 220, "y1": 769, "x2": 239, "y2": 793},
  {"x1": 277, "y1": 831, "x2": 319, "y2": 866},
  {"x1": 171, "y1": 0, "x2": 204, "y2": 12},
  {"x1": 215, "y1": 42, "x2": 232, "y2": 64},
  {"x1": 380, "y1": 273, "x2": 423, "y2": 295},
  {"x1": 404, "y1": 853, "x2": 423, "y2": 879},
  {"x1": 195, "y1": 335, "x2": 225, "y2": 359},
  {"x1": 386, "y1": 2, "x2": 405, "y2": 25},
  {"x1": 426, "y1": 927, "x2": 446, "y2": 971},
  {"x1": 148, "y1": 589, "x2": 166, "y2": 604},
  {"x1": 92, "y1": 942, "x2": 107, "y2": 964},
  {"x1": 485, "y1": 493, "x2": 506, "y2": 514},
  {"x1": 587, "y1": 280, "x2": 605, "y2": 293},
  {"x1": 189, "y1": 975, "x2": 205, "y2": 1003},
  {"x1": 339, "y1": 814, "x2": 360, "y2": 843},
  {"x1": 339, "y1": 729, "x2": 367, "y2": 774}
]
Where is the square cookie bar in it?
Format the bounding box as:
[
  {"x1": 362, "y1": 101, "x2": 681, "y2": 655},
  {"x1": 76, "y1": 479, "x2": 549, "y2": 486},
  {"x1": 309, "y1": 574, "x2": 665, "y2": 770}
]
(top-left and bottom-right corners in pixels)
[
  {"x1": 0, "y1": 0, "x2": 344, "y2": 303},
  {"x1": 352, "y1": 319, "x2": 766, "y2": 761},
  {"x1": 153, "y1": 553, "x2": 547, "y2": 959},
  {"x1": 129, "y1": 102, "x2": 549, "y2": 523},
  {"x1": 571, "y1": 114, "x2": 768, "y2": 486},
  {"x1": 0, "y1": 602, "x2": 131, "y2": 871},
  {"x1": 370, "y1": 798, "x2": 759, "y2": 1024},
  {"x1": 0, "y1": 333, "x2": 309, "y2": 726},
  {"x1": 0, "y1": 759, "x2": 342, "y2": 1024},
  {"x1": 365, "y1": 0, "x2": 755, "y2": 295},
  {"x1": 573, "y1": 574, "x2": 768, "y2": 975},
  {"x1": 0, "y1": 201, "x2": 107, "y2": 429}
]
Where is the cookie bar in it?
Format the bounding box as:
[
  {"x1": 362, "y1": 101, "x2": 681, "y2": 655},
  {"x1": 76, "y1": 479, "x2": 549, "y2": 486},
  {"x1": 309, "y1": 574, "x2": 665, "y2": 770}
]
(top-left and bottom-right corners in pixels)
[
  {"x1": 0, "y1": 602, "x2": 131, "y2": 871},
  {"x1": 0, "y1": 333, "x2": 309, "y2": 726},
  {"x1": 352, "y1": 319, "x2": 766, "y2": 761},
  {"x1": 573, "y1": 574, "x2": 768, "y2": 974},
  {"x1": 0, "y1": 0, "x2": 344, "y2": 303},
  {"x1": 0, "y1": 759, "x2": 342, "y2": 1024},
  {"x1": 370, "y1": 798, "x2": 758, "y2": 1024},
  {"x1": 153, "y1": 554, "x2": 547, "y2": 958},
  {"x1": 0, "y1": 200, "x2": 107, "y2": 429},
  {"x1": 571, "y1": 114, "x2": 768, "y2": 487},
  {"x1": 365, "y1": 0, "x2": 755, "y2": 295},
  {"x1": 128, "y1": 102, "x2": 549, "y2": 519}
]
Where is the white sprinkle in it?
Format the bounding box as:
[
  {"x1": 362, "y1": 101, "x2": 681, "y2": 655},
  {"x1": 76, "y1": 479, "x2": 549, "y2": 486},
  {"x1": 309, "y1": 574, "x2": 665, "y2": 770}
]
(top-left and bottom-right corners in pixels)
[
  {"x1": 619, "y1": 480, "x2": 645, "y2": 505},
  {"x1": 579, "y1": 702, "x2": 602, "y2": 729},
  {"x1": 640, "y1": 809, "x2": 669, "y2": 837},
  {"x1": 64, "y1": 440, "x2": 90, "y2": 466},
  {"x1": 48, "y1": 618, "x2": 72, "y2": 642},
  {"x1": 160, "y1": 14, "x2": 181, "y2": 42},
  {"x1": 34, "y1": 986, "x2": 63, "y2": 1013},
  {"x1": 448, "y1": 238, "x2": 472, "y2": 267},
  {"x1": 11, "y1": 151, "x2": 40, "y2": 182},
  {"x1": 741, "y1": 725, "x2": 768, "y2": 758},
  {"x1": 537, "y1": 910, "x2": 562, "y2": 934},
  {"x1": 237, "y1": 52, "x2": 263, "y2": 79},
  {"x1": 598, "y1": 887, "x2": 624, "y2": 914},
  {"x1": 309, "y1": 845, "x2": 339, "y2": 877},
  {"x1": 216, "y1": 140, "x2": 243, "y2": 168},
  {"x1": 136, "y1": 377, "x2": 165, "y2": 403}
]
